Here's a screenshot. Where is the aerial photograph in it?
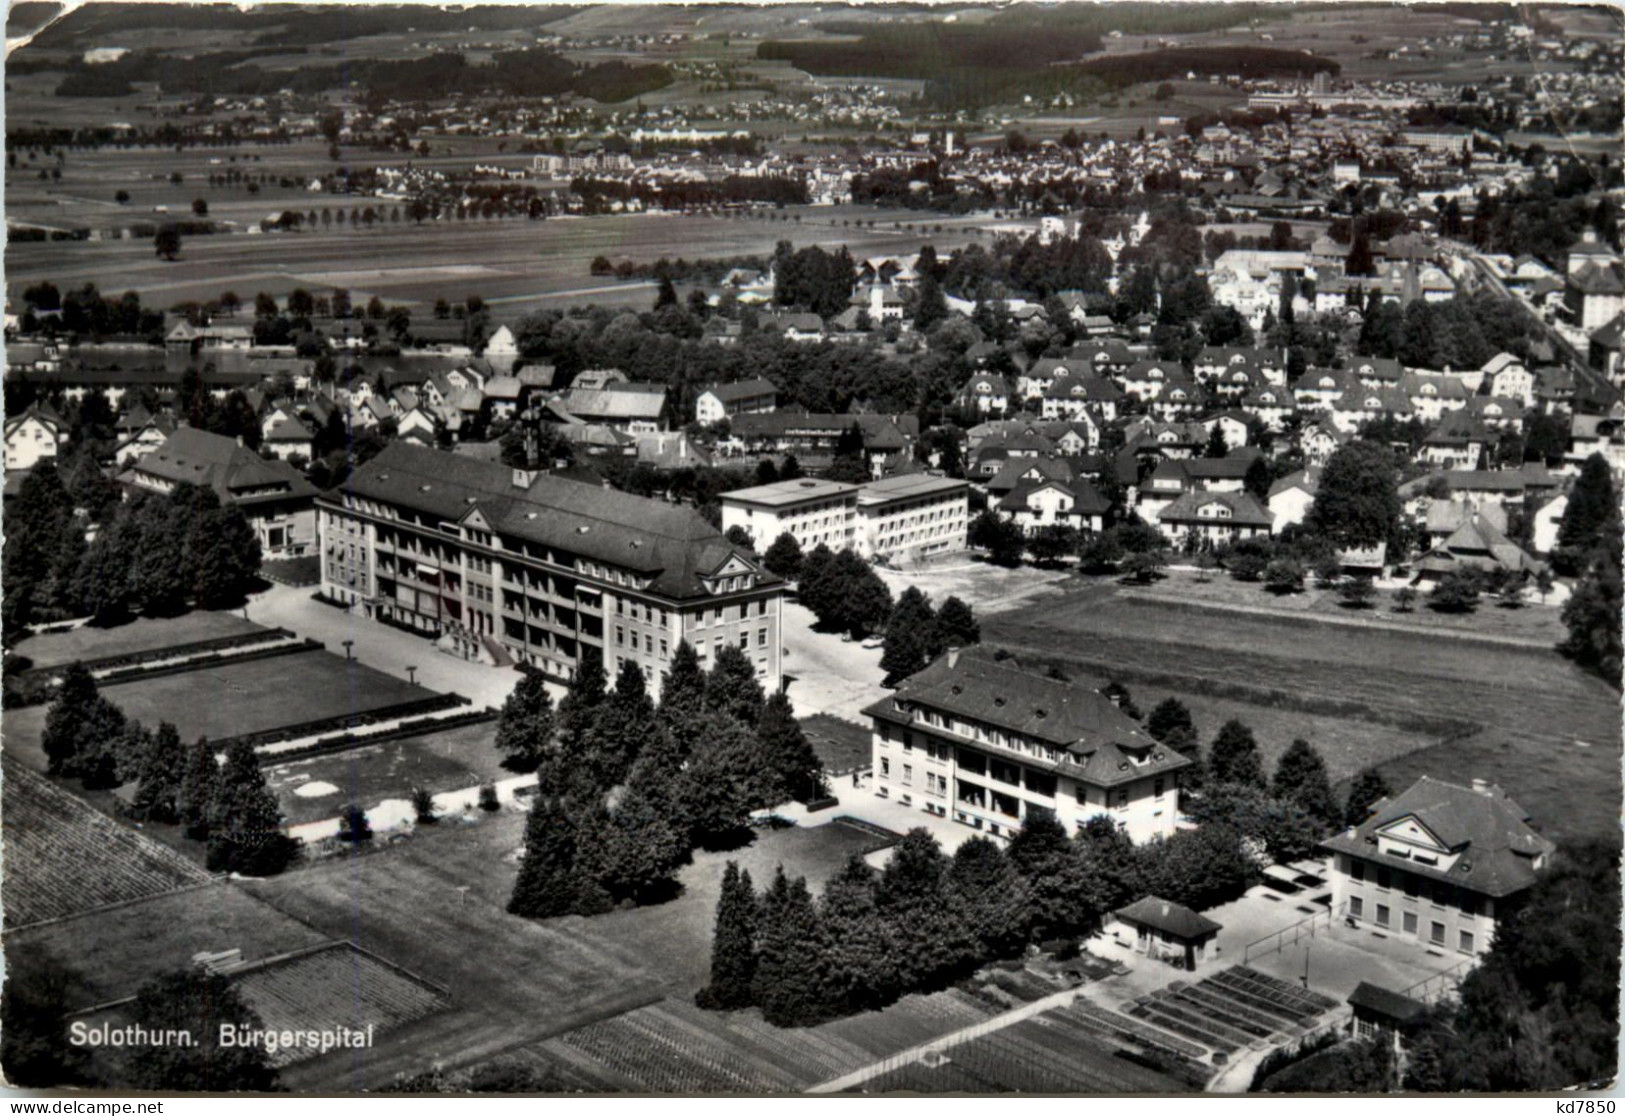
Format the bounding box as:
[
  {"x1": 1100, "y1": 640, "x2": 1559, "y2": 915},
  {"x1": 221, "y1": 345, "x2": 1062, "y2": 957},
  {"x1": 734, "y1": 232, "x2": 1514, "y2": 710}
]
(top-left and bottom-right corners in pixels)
[{"x1": 0, "y1": 0, "x2": 1620, "y2": 1098}]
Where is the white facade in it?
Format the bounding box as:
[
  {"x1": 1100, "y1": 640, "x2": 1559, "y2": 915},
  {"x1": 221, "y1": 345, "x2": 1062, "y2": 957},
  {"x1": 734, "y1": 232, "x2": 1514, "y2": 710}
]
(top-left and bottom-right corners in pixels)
[
  {"x1": 720, "y1": 479, "x2": 859, "y2": 555},
  {"x1": 854, "y1": 475, "x2": 969, "y2": 564}
]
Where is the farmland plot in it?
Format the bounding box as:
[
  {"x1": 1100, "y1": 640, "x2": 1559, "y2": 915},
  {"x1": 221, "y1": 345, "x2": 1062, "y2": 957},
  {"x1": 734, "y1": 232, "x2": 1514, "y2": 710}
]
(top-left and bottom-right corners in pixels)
[{"x1": 1, "y1": 758, "x2": 212, "y2": 927}]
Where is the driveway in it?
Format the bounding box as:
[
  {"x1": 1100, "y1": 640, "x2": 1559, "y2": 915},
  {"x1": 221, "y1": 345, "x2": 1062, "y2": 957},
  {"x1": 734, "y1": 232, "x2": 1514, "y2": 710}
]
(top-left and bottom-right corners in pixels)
[{"x1": 779, "y1": 601, "x2": 888, "y2": 724}]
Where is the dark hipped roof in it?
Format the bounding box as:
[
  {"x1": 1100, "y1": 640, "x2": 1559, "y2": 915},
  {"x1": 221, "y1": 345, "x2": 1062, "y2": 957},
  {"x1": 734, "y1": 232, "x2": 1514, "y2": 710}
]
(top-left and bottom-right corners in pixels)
[
  {"x1": 1321, "y1": 775, "x2": 1555, "y2": 898},
  {"x1": 1115, "y1": 896, "x2": 1222, "y2": 938},
  {"x1": 334, "y1": 441, "x2": 769, "y2": 601},
  {"x1": 861, "y1": 648, "x2": 1189, "y2": 788},
  {"x1": 1347, "y1": 982, "x2": 1428, "y2": 1024},
  {"x1": 126, "y1": 427, "x2": 314, "y2": 506}
]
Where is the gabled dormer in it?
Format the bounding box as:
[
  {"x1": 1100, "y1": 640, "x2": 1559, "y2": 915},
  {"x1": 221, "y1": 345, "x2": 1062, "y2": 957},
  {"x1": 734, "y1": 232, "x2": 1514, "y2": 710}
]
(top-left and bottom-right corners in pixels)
[{"x1": 1374, "y1": 813, "x2": 1459, "y2": 871}]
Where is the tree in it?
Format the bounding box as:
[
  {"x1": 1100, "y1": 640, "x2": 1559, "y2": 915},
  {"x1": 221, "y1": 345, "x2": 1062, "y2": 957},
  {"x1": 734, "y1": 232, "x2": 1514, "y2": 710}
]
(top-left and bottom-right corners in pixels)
[
  {"x1": 597, "y1": 780, "x2": 689, "y2": 903},
  {"x1": 762, "y1": 531, "x2": 804, "y2": 581},
  {"x1": 1304, "y1": 441, "x2": 1401, "y2": 551},
  {"x1": 1393, "y1": 585, "x2": 1418, "y2": 612},
  {"x1": 552, "y1": 656, "x2": 607, "y2": 794},
  {"x1": 659, "y1": 640, "x2": 707, "y2": 726},
  {"x1": 948, "y1": 837, "x2": 1034, "y2": 959},
  {"x1": 154, "y1": 224, "x2": 182, "y2": 261},
  {"x1": 1147, "y1": 697, "x2": 1197, "y2": 753},
  {"x1": 753, "y1": 868, "x2": 827, "y2": 1027},
  {"x1": 934, "y1": 595, "x2": 980, "y2": 650},
  {"x1": 914, "y1": 273, "x2": 949, "y2": 331},
  {"x1": 1121, "y1": 549, "x2": 1167, "y2": 583},
  {"x1": 507, "y1": 794, "x2": 579, "y2": 918},
  {"x1": 1028, "y1": 523, "x2": 1078, "y2": 566},
  {"x1": 1137, "y1": 824, "x2": 1251, "y2": 911},
  {"x1": 131, "y1": 721, "x2": 185, "y2": 824},
  {"x1": 1559, "y1": 527, "x2": 1622, "y2": 684},
  {"x1": 1264, "y1": 557, "x2": 1305, "y2": 594},
  {"x1": 589, "y1": 658, "x2": 658, "y2": 790},
  {"x1": 1209, "y1": 719, "x2": 1266, "y2": 789},
  {"x1": 698, "y1": 862, "x2": 758, "y2": 1010},
  {"x1": 724, "y1": 524, "x2": 755, "y2": 552},
  {"x1": 968, "y1": 509, "x2": 1025, "y2": 567},
  {"x1": 41, "y1": 662, "x2": 97, "y2": 777},
  {"x1": 880, "y1": 586, "x2": 937, "y2": 686},
  {"x1": 1554, "y1": 454, "x2": 1620, "y2": 575},
  {"x1": 1338, "y1": 575, "x2": 1376, "y2": 609},
  {"x1": 2, "y1": 949, "x2": 89, "y2": 1088},
  {"x1": 178, "y1": 738, "x2": 222, "y2": 840},
  {"x1": 680, "y1": 712, "x2": 771, "y2": 844},
  {"x1": 1344, "y1": 767, "x2": 1392, "y2": 829},
  {"x1": 206, "y1": 740, "x2": 294, "y2": 876},
  {"x1": 1271, "y1": 739, "x2": 1337, "y2": 826},
  {"x1": 758, "y1": 690, "x2": 823, "y2": 803},
  {"x1": 1430, "y1": 569, "x2": 1481, "y2": 613},
  {"x1": 1204, "y1": 424, "x2": 1229, "y2": 459},
  {"x1": 706, "y1": 643, "x2": 766, "y2": 727},
  {"x1": 121, "y1": 969, "x2": 279, "y2": 1092},
  {"x1": 874, "y1": 829, "x2": 978, "y2": 990},
  {"x1": 816, "y1": 855, "x2": 900, "y2": 1016}
]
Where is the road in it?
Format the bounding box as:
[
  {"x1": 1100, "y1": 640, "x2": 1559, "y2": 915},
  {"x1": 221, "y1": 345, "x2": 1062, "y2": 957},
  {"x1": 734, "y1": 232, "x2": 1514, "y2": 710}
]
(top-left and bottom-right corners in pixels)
[{"x1": 1449, "y1": 241, "x2": 1618, "y2": 406}]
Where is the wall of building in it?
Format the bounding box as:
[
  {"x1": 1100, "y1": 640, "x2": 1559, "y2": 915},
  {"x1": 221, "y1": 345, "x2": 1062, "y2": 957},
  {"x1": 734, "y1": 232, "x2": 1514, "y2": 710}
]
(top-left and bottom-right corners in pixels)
[
  {"x1": 1328, "y1": 851, "x2": 1498, "y2": 958},
  {"x1": 870, "y1": 720, "x2": 1179, "y2": 844}
]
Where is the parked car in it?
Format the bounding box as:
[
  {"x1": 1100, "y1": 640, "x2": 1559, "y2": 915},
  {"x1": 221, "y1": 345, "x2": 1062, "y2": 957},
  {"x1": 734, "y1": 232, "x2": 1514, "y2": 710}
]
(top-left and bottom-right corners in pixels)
[{"x1": 861, "y1": 634, "x2": 885, "y2": 649}]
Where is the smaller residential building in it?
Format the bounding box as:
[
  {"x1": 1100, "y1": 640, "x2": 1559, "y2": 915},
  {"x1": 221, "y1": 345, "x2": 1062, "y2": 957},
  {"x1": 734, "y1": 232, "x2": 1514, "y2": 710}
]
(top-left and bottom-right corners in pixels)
[
  {"x1": 121, "y1": 427, "x2": 316, "y2": 557},
  {"x1": 695, "y1": 378, "x2": 778, "y2": 426},
  {"x1": 3, "y1": 403, "x2": 66, "y2": 473}
]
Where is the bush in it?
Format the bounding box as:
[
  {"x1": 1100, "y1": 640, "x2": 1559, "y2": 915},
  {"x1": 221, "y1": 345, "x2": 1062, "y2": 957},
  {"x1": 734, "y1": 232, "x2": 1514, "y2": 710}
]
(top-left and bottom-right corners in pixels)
[
  {"x1": 478, "y1": 783, "x2": 501, "y2": 812},
  {"x1": 1263, "y1": 558, "x2": 1305, "y2": 595},
  {"x1": 339, "y1": 802, "x2": 373, "y2": 843},
  {"x1": 1429, "y1": 570, "x2": 1481, "y2": 613},
  {"x1": 411, "y1": 786, "x2": 436, "y2": 824}
]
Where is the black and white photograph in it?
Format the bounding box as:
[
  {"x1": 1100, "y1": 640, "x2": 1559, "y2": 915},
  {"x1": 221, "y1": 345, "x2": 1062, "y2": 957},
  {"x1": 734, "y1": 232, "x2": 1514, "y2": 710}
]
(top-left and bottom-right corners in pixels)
[{"x1": 0, "y1": 0, "x2": 1621, "y2": 1099}]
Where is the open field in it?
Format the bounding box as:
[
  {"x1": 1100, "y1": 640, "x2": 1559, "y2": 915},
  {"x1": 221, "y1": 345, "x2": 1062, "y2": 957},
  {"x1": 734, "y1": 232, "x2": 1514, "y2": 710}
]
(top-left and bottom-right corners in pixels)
[
  {"x1": 801, "y1": 713, "x2": 872, "y2": 776},
  {"x1": 265, "y1": 720, "x2": 506, "y2": 827},
  {"x1": 14, "y1": 611, "x2": 262, "y2": 671},
  {"x1": 985, "y1": 582, "x2": 1622, "y2": 846},
  {"x1": 1136, "y1": 569, "x2": 1568, "y2": 646},
  {"x1": 3, "y1": 882, "x2": 327, "y2": 1008},
  {"x1": 6, "y1": 201, "x2": 992, "y2": 318},
  {"x1": 0, "y1": 757, "x2": 213, "y2": 928}
]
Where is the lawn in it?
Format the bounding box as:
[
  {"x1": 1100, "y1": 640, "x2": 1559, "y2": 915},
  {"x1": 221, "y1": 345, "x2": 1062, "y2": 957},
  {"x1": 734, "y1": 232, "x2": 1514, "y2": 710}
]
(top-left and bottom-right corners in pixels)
[
  {"x1": 0, "y1": 756, "x2": 212, "y2": 928},
  {"x1": 4, "y1": 882, "x2": 327, "y2": 1009},
  {"x1": 13, "y1": 610, "x2": 262, "y2": 671},
  {"x1": 96, "y1": 647, "x2": 434, "y2": 744},
  {"x1": 985, "y1": 580, "x2": 1623, "y2": 844},
  {"x1": 265, "y1": 720, "x2": 506, "y2": 827}
]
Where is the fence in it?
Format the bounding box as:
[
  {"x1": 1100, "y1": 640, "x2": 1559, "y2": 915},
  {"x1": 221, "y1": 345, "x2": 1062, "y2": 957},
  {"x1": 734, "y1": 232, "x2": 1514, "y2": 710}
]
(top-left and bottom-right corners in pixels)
[
  {"x1": 1241, "y1": 902, "x2": 1346, "y2": 965},
  {"x1": 1399, "y1": 956, "x2": 1474, "y2": 1005}
]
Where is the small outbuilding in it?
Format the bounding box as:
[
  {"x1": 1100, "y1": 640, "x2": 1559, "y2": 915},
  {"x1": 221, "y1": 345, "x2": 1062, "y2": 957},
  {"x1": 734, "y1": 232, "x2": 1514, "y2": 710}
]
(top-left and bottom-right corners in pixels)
[
  {"x1": 1111, "y1": 896, "x2": 1222, "y2": 970},
  {"x1": 1347, "y1": 981, "x2": 1428, "y2": 1045}
]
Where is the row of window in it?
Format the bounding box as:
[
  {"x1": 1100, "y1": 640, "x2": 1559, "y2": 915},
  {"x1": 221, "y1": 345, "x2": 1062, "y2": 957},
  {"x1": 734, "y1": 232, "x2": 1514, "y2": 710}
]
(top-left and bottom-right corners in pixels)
[
  {"x1": 1348, "y1": 860, "x2": 1481, "y2": 918},
  {"x1": 1347, "y1": 897, "x2": 1476, "y2": 954}
]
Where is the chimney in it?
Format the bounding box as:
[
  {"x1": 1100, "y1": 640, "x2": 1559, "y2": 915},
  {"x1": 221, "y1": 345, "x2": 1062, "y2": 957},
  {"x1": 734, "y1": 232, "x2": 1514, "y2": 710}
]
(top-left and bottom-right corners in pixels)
[
  {"x1": 1160, "y1": 902, "x2": 1171, "y2": 919},
  {"x1": 947, "y1": 646, "x2": 960, "y2": 669}
]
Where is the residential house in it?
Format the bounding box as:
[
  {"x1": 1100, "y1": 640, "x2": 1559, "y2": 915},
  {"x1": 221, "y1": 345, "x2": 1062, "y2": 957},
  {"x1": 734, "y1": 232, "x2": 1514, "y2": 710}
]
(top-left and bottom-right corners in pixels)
[
  {"x1": 3, "y1": 403, "x2": 66, "y2": 473},
  {"x1": 695, "y1": 378, "x2": 778, "y2": 425},
  {"x1": 121, "y1": 427, "x2": 316, "y2": 557},
  {"x1": 1268, "y1": 469, "x2": 1319, "y2": 534},
  {"x1": 998, "y1": 475, "x2": 1110, "y2": 535},
  {"x1": 1156, "y1": 490, "x2": 1273, "y2": 547},
  {"x1": 556, "y1": 383, "x2": 671, "y2": 434}
]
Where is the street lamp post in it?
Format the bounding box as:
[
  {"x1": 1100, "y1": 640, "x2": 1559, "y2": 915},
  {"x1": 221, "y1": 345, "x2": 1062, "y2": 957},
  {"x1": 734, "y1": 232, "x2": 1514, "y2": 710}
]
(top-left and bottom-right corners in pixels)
[
  {"x1": 407, "y1": 665, "x2": 418, "y2": 686},
  {"x1": 343, "y1": 639, "x2": 355, "y2": 662}
]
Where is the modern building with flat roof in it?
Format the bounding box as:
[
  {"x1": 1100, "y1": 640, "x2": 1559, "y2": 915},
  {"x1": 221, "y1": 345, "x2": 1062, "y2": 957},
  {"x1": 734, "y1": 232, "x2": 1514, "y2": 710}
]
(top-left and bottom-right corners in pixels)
[
  {"x1": 854, "y1": 473, "x2": 970, "y2": 564},
  {"x1": 720, "y1": 478, "x2": 860, "y2": 555},
  {"x1": 319, "y1": 442, "x2": 785, "y2": 691},
  {"x1": 864, "y1": 647, "x2": 1190, "y2": 844}
]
